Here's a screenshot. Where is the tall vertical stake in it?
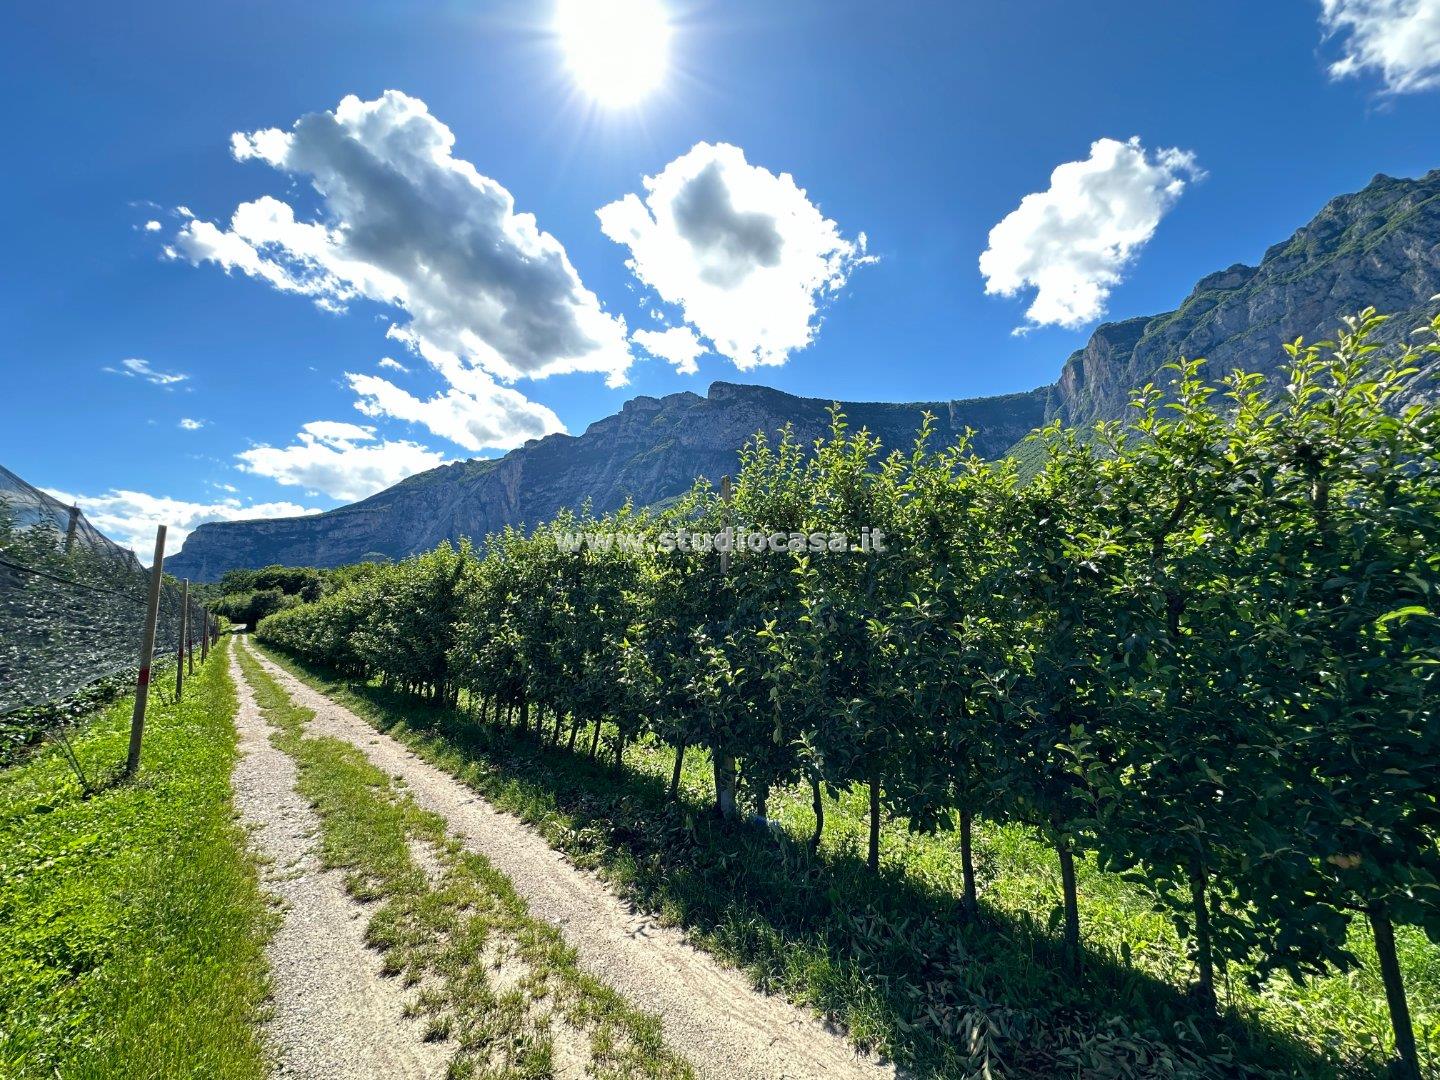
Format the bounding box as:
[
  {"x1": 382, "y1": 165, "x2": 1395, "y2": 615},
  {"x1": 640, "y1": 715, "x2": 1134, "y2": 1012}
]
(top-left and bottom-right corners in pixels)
[
  {"x1": 126, "y1": 525, "x2": 167, "y2": 777},
  {"x1": 200, "y1": 611, "x2": 209, "y2": 662},
  {"x1": 175, "y1": 579, "x2": 189, "y2": 701},
  {"x1": 64, "y1": 505, "x2": 81, "y2": 555}
]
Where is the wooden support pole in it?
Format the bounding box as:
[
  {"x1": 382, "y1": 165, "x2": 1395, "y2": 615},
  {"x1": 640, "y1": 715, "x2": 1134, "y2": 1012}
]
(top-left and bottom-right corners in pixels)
[
  {"x1": 125, "y1": 525, "x2": 167, "y2": 777},
  {"x1": 64, "y1": 505, "x2": 81, "y2": 555},
  {"x1": 200, "y1": 611, "x2": 209, "y2": 662},
  {"x1": 175, "y1": 579, "x2": 189, "y2": 701}
]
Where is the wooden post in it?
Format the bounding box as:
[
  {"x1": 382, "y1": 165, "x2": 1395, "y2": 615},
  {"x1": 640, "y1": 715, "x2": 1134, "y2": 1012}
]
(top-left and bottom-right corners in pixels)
[
  {"x1": 64, "y1": 505, "x2": 81, "y2": 555},
  {"x1": 125, "y1": 525, "x2": 167, "y2": 777},
  {"x1": 200, "y1": 611, "x2": 209, "y2": 662},
  {"x1": 175, "y1": 579, "x2": 189, "y2": 701}
]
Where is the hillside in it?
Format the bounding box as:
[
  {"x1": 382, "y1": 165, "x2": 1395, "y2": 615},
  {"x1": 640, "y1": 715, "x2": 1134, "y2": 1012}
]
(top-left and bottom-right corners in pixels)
[
  {"x1": 168, "y1": 383, "x2": 1046, "y2": 579},
  {"x1": 167, "y1": 169, "x2": 1440, "y2": 581}
]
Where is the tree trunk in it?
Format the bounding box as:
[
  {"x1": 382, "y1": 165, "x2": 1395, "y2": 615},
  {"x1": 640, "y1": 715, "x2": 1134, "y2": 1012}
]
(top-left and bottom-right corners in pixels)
[
  {"x1": 1190, "y1": 863, "x2": 1216, "y2": 1009},
  {"x1": 668, "y1": 741, "x2": 686, "y2": 800},
  {"x1": 714, "y1": 752, "x2": 737, "y2": 820},
  {"x1": 755, "y1": 783, "x2": 769, "y2": 822},
  {"x1": 567, "y1": 717, "x2": 581, "y2": 753},
  {"x1": 808, "y1": 776, "x2": 824, "y2": 854},
  {"x1": 588, "y1": 719, "x2": 602, "y2": 761},
  {"x1": 1056, "y1": 838, "x2": 1081, "y2": 976},
  {"x1": 1370, "y1": 906, "x2": 1421, "y2": 1080},
  {"x1": 867, "y1": 768, "x2": 881, "y2": 872},
  {"x1": 521, "y1": 699, "x2": 530, "y2": 736},
  {"x1": 552, "y1": 709, "x2": 564, "y2": 745},
  {"x1": 959, "y1": 807, "x2": 977, "y2": 915},
  {"x1": 614, "y1": 731, "x2": 626, "y2": 774}
]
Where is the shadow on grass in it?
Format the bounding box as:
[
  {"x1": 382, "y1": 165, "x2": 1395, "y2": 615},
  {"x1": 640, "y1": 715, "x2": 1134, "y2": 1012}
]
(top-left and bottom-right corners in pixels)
[{"x1": 268, "y1": 651, "x2": 1351, "y2": 1079}]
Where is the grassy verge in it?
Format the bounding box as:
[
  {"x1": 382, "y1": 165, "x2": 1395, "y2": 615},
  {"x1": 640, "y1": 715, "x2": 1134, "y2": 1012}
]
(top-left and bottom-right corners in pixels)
[
  {"x1": 234, "y1": 641, "x2": 690, "y2": 1080},
  {"x1": 0, "y1": 637, "x2": 272, "y2": 1079},
  {"x1": 256, "y1": 641, "x2": 1439, "y2": 1079}
]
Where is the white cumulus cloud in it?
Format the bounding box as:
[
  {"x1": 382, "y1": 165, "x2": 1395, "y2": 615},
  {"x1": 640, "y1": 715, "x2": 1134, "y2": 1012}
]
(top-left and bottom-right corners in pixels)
[
  {"x1": 377, "y1": 356, "x2": 409, "y2": 373},
  {"x1": 1319, "y1": 0, "x2": 1440, "y2": 93},
  {"x1": 979, "y1": 137, "x2": 1202, "y2": 332},
  {"x1": 103, "y1": 357, "x2": 189, "y2": 387},
  {"x1": 597, "y1": 142, "x2": 871, "y2": 370},
  {"x1": 347, "y1": 364, "x2": 562, "y2": 453},
  {"x1": 171, "y1": 90, "x2": 624, "y2": 450},
  {"x1": 178, "y1": 417, "x2": 205, "y2": 431},
  {"x1": 237, "y1": 420, "x2": 448, "y2": 501},
  {"x1": 43, "y1": 487, "x2": 319, "y2": 563},
  {"x1": 633, "y1": 326, "x2": 705, "y2": 375}
]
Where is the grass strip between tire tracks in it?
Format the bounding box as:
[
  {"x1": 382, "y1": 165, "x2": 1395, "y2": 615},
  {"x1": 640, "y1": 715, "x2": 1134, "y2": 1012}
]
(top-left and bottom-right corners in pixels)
[{"x1": 236, "y1": 640, "x2": 691, "y2": 1080}]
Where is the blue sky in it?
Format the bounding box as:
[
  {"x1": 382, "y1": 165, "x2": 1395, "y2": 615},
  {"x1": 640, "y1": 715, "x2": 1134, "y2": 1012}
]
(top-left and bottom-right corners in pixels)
[{"x1": 4, "y1": 0, "x2": 1440, "y2": 558}]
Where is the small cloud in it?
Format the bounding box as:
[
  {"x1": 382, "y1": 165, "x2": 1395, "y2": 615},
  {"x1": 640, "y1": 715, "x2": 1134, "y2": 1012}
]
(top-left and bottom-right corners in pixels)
[
  {"x1": 347, "y1": 368, "x2": 563, "y2": 452},
  {"x1": 979, "y1": 136, "x2": 1202, "y2": 332},
  {"x1": 633, "y1": 326, "x2": 706, "y2": 375},
  {"x1": 237, "y1": 419, "x2": 450, "y2": 501},
  {"x1": 143, "y1": 220, "x2": 162, "y2": 232},
  {"x1": 178, "y1": 417, "x2": 206, "y2": 430},
  {"x1": 1318, "y1": 0, "x2": 1440, "y2": 94},
  {"x1": 598, "y1": 141, "x2": 871, "y2": 370},
  {"x1": 377, "y1": 356, "x2": 409, "y2": 373},
  {"x1": 103, "y1": 357, "x2": 190, "y2": 387}
]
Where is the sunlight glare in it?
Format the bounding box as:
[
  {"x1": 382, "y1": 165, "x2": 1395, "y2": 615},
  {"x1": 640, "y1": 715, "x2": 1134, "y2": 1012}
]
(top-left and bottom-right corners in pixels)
[{"x1": 555, "y1": 0, "x2": 671, "y2": 107}]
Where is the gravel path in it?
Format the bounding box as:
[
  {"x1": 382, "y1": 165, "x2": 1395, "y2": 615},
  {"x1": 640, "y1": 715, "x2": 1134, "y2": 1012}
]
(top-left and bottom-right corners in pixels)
[
  {"x1": 244, "y1": 640, "x2": 896, "y2": 1080},
  {"x1": 228, "y1": 647, "x2": 450, "y2": 1080}
]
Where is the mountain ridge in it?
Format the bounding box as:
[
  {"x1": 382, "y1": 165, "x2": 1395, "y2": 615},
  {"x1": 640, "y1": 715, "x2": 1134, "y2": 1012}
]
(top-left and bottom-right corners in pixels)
[{"x1": 167, "y1": 169, "x2": 1440, "y2": 581}]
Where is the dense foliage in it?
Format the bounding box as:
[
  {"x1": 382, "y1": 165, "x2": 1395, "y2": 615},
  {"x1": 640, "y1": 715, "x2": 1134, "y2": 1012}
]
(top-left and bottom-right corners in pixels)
[
  {"x1": 259, "y1": 312, "x2": 1440, "y2": 1076},
  {"x1": 203, "y1": 563, "x2": 386, "y2": 630}
]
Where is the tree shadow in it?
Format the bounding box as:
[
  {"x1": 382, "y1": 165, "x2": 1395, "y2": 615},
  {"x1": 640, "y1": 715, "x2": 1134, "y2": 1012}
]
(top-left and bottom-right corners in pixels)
[{"x1": 279, "y1": 658, "x2": 1358, "y2": 1079}]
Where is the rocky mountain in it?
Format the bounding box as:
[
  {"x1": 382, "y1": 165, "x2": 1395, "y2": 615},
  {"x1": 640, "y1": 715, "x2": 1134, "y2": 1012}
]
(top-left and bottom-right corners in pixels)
[
  {"x1": 168, "y1": 383, "x2": 1047, "y2": 580},
  {"x1": 168, "y1": 170, "x2": 1440, "y2": 581},
  {"x1": 1049, "y1": 171, "x2": 1440, "y2": 427}
]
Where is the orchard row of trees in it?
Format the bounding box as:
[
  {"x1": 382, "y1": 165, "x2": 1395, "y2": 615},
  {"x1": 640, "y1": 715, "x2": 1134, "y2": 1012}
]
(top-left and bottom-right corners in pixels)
[
  {"x1": 258, "y1": 313, "x2": 1440, "y2": 1076},
  {"x1": 203, "y1": 562, "x2": 386, "y2": 630}
]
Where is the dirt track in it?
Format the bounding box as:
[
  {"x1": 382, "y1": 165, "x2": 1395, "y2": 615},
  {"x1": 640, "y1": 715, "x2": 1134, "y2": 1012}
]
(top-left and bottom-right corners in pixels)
[
  {"x1": 228, "y1": 646, "x2": 448, "y2": 1079},
  {"x1": 241, "y1": 638, "x2": 895, "y2": 1080}
]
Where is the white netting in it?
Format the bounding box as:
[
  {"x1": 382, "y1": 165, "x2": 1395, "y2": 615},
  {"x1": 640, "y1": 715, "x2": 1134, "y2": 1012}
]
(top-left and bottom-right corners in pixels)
[{"x1": 0, "y1": 465, "x2": 206, "y2": 716}]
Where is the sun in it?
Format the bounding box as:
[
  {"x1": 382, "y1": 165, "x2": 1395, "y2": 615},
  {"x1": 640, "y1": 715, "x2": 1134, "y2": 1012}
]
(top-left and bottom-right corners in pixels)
[{"x1": 555, "y1": 0, "x2": 672, "y2": 107}]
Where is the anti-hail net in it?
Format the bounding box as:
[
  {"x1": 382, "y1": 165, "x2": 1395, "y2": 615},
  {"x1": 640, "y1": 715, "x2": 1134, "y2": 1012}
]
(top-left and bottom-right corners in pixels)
[{"x1": 0, "y1": 465, "x2": 207, "y2": 716}]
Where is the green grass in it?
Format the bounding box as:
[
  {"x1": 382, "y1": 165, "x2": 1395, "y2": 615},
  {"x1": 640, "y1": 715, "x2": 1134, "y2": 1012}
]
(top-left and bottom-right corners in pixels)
[
  {"x1": 0, "y1": 637, "x2": 272, "y2": 1079},
  {"x1": 234, "y1": 641, "x2": 690, "y2": 1080},
  {"x1": 257, "y1": 641, "x2": 1440, "y2": 1079}
]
